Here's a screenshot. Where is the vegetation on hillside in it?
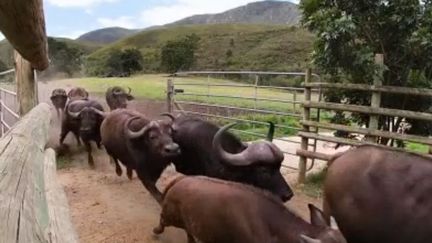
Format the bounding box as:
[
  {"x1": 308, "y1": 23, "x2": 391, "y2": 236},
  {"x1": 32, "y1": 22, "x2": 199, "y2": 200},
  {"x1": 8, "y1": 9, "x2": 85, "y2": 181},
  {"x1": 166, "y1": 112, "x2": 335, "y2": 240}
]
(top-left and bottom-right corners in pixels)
[
  {"x1": 301, "y1": 0, "x2": 432, "y2": 146},
  {"x1": 103, "y1": 48, "x2": 144, "y2": 77},
  {"x1": 77, "y1": 27, "x2": 140, "y2": 44},
  {"x1": 161, "y1": 34, "x2": 200, "y2": 72},
  {"x1": 85, "y1": 24, "x2": 314, "y2": 75}
]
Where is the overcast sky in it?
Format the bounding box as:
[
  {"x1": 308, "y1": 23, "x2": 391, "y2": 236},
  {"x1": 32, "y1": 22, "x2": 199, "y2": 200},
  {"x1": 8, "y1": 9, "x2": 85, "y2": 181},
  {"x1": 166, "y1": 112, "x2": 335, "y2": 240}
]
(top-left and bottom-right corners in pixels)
[{"x1": 0, "y1": 0, "x2": 299, "y2": 40}]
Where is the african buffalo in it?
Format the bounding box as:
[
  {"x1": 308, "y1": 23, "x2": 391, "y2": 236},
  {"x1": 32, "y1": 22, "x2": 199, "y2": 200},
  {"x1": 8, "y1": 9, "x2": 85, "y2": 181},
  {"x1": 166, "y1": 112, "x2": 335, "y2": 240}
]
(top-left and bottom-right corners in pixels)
[
  {"x1": 154, "y1": 176, "x2": 346, "y2": 243},
  {"x1": 60, "y1": 99, "x2": 105, "y2": 167},
  {"x1": 50, "y1": 88, "x2": 68, "y2": 117},
  {"x1": 324, "y1": 145, "x2": 432, "y2": 243},
  {"x1": 162, "y1": 114, "x2": 293, "y2": 202},
  {"x1": 105, "y1": 86, "x2": 134, "y2": 110},
  {"x1": 67, "y1": 87, "x2": 89, "y2": 101},
  {"x1": 100, "y1": 109, "x2": 180, "y2": 203}
]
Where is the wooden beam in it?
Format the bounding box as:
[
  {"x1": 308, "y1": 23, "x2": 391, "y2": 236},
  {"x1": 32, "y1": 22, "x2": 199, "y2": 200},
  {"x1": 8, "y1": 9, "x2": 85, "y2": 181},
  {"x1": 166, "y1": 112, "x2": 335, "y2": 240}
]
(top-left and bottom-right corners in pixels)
[
  {"x1": 304, "y1": 82, "x2": 432, "y2": 97},
  {"x1": 301, "y1": 120, "x2": 432, "y2": 146},
  {"x1": 15, "y1": 51, "x2": 38, "y2": 115},
  {"x1": 44, "y1": 149, "x2": 79, "y2": 243},
  {"x1": 0, "y1": 103, "x2": 51, "y2": 243},
  {"x1": 298, "y1": 68, "x2": 312, "y2": 183},
  {"x1": 296, "y1": 149, "x2": 334, "y2": 162},
  {"x1": 302, "y1": 101, "x2": 432, "y2": 122},
  {"x1": 0, "y1": 0, "x2": 48, "y2": 70}
]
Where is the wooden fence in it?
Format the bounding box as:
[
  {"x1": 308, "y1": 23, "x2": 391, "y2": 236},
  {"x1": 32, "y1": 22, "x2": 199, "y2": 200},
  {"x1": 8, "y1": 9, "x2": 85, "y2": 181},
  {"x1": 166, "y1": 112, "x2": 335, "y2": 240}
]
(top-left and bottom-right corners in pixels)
[
  {"x1": 297, "y1": 54, "x2": 432, "y2": 182},
  {"x1": 0, "y1": 103, "x2": 78, "y2": 243}
]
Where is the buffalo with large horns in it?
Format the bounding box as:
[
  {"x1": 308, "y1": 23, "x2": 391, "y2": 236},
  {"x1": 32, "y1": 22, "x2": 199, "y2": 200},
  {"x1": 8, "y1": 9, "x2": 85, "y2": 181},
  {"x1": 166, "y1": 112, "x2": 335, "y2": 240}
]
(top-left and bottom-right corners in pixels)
[
  {"x1": 105, "y1": 86, "x2": 134, "y2": 111},
  {"x1": 50, "y1": 88, "x2": 68, "y2": 118},
  {"x1": 60, "y1": 99, "x2": 105, "y2": 167},
  {"x1": 100, "y1": 109, "x2": 180, "y2": 203},
  {"x1": 162, "y1": 114, "x2": 293, "y2": 202}
]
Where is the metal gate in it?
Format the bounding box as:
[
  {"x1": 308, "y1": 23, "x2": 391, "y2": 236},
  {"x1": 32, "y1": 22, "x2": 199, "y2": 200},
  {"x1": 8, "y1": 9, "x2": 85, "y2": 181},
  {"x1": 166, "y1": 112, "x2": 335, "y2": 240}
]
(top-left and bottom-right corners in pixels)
[
  {"x1": 166, "y1": 70, "x2": 322, "y2": 172},
  {"x1": 0, "y1": 69, "x2": 20, "y2": 136}
]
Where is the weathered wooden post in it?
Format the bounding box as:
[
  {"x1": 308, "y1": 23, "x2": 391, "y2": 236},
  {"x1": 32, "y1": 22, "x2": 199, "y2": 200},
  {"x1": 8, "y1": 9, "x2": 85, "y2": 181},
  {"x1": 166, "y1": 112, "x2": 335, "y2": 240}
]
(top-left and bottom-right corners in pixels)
[
  {"x1": 15, "y1": 51, "x2": 38, "y2": 115},
  {"x1": 298, "y1": 68, "x2": 312, "y2": 183},
  {"x1": 167, "y1": 79, "x2": 174, "y2": 113},
  {"x1": 365, "y1": 54, "x2": 384, "y2": 142}
]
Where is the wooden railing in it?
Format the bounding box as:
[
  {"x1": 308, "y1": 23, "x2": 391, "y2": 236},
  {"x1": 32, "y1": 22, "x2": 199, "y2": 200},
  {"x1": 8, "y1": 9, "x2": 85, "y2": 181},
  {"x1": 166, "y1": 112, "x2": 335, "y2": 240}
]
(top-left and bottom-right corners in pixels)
[
  {"x1": 297, "y1": 54, "x2": 432, "y2": 182},
  {"x1": 0, "y1": 103, "x2": 78, "y2": 243}
]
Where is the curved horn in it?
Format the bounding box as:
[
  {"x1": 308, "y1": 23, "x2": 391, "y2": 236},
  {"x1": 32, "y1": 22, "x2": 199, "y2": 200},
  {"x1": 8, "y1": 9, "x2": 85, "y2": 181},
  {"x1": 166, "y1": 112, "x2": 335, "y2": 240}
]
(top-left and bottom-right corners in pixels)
[
  {"x1": 160, "y1": 113, "x2": 176, "y2": 121},
  {"x1": 213, "y1": 123, "x2": 252, "y2": 167},
  {"x1": 90, "y1": 107, "x2": 107, "y2": 118},
  {"x1": 125, "y1": 117, "x2": 152, "y2": 139},
  {"x1": 113, "y1": 88, "x2": 123, "y2": 95},
  {"x1": 266, "y1": 121, "x2": 275, "y2": 142},
  {"x1": 67, "y1": 107, "x2": 82, "y2": 119},
  {"x1": 127, "y1": 87, "x2": 132, "y2": 94}
]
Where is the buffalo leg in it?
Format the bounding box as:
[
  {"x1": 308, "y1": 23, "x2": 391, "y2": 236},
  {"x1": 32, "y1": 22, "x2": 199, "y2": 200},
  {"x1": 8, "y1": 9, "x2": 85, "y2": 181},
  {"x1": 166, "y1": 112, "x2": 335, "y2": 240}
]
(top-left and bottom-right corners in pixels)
[
  {"x1": 136, "y1": 173, "x2": 162, "y2": 204},
  {"x1": 110, "y1": 156, "x2": 122, "y2": 177},
  {"x1": 153, "y1": 217, "x2": 165, "y2": 235},
  {"x1": 187, "y1": 233, "x2": 196, "y2": 243},
  {"x1": 59, "y1": 128, "x2": 69, "y2": 145},
  {"x1": 73, "y1": 130, "x2": 81, "y2": 146},
  {"x1": 84, "y1": 141, "x2": 95, "y2": 168},
  {"x1": 127, "y1": 167, "x2": 133, "y2": 180}
]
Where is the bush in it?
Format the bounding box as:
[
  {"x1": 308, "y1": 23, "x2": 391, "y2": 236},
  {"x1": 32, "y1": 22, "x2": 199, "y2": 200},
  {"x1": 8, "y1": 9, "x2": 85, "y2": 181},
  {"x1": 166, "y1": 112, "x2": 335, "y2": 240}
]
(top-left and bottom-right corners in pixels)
[{"x1": 161, "y1": 34, "x2": 200, "y2": 73}]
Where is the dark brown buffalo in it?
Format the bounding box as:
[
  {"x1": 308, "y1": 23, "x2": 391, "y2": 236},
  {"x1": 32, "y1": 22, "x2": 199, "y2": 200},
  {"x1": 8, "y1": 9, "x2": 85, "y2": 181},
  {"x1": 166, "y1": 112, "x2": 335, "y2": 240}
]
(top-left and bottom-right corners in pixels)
[
  {"x1": 324, "y1": 145, "x2": 432, "y2": 243},
  {"x1": 154, "y1": 176, "x2": 346, "y2": 243},
  {"x1": 50, "y1": 88, "x2": 67, "y2": 117},
  {"x1": 163, "y1": 114, "x2": 293, "y2": 202},
  {"x1": 100, "y1": 109, "x2": 180, "y2": 203},
  {"x1": 105, "y1": 86, "x2": 134, "y2": 110},
  {"x1": 67, "y1": 87, "x2": 89, "y2": 101},
  {"x1": 60, "y1": 99, "x2": 105, "y2": 167}
]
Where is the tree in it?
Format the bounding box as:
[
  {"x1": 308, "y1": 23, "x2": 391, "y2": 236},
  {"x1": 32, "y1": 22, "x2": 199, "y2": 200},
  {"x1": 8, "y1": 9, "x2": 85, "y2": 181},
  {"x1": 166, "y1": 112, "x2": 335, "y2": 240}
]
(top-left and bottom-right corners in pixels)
[
  {"x1": 301, "y1": 0, "x2": 432, "y2": 145},
  {"x1": 47, "y1": 37, "x2": 83, "y2": 77},
  {"x1": 161, "y1": 34, "x2": 200, "y2": 73},
  {"x1": 104, "y1": 48, "x2": 143, "y2": 77}
]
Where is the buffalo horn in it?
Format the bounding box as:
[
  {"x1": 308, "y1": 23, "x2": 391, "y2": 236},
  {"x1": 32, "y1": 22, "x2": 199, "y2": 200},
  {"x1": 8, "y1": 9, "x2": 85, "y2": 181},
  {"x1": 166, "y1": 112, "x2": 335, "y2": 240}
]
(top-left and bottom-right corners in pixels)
[
  {"x1": 212, "y1": 123, "x2": 251, "y2": 167},
  {"x1": 67, "y1": 107, "x2": 82, "y2": 118},
  {"x1": 266, "y1": 121, "x2": 275, "y2": 142},
  {"x1": 90, "y1": 107, "x2": 107, "y2": 118},
  {"x1": 160, "y1": 113, "x2": 176, "y2": 121},
  {"x1": 127, "y1": 87, "x2": 132, "y2": 94},
  {"x1": 125, "y1": 117, "x2": 153, "y2": 139},
  {"x1": 299, "y1": 235, "x2": 321, "y2": 243}
]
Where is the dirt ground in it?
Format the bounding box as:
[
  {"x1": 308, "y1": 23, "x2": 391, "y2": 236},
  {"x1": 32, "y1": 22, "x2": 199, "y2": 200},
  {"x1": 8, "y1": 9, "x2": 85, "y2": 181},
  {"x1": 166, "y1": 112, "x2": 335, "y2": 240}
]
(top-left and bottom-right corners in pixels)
[{"x1": 41, "y1": 82, "x2": 323, "y2": 243}]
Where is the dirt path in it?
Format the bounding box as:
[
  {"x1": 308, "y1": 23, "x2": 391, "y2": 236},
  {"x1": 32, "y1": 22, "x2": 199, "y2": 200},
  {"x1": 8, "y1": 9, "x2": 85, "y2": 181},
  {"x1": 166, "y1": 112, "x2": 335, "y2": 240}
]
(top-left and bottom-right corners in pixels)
[{"x1": 41, "y1": 81, "x2": 323, "y2": 243}]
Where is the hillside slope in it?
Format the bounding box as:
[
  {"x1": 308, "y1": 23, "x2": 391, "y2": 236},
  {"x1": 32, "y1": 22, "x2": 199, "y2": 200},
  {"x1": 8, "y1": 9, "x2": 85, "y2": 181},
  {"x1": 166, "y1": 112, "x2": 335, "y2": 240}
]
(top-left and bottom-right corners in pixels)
[
  {"x1": 171, "y1": 1, "x2": 300, "y2": 26},
  {"x1": 86, "y1": 24, "x2": 313, "y2": 75},
  {"x1": 77, "y1": 27, "x2": 141, "y2": 44}
]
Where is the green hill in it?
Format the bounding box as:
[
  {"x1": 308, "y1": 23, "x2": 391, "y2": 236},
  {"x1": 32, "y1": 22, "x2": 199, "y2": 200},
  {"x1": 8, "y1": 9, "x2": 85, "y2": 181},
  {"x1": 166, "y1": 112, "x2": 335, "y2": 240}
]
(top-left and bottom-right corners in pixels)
[
  {"x1": 86, "y1": 24, "x2": 314, "y2": 75},
  {"x1": 77, "y1": 27, "x2": 141, "y2": 44}
]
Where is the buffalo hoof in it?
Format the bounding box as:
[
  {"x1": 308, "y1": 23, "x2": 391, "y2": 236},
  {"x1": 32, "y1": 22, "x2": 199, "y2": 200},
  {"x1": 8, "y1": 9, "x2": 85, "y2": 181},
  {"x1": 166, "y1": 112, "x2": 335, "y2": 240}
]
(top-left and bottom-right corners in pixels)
[{"x1": 153, "y1": 225, "x2": 164, "y2": 235}]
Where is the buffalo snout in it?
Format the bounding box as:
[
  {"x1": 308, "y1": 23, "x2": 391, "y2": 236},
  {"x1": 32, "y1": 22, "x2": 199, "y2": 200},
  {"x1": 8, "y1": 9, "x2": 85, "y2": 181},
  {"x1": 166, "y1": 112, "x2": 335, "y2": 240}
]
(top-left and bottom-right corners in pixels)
[
  {"x1": 271, "y1": 171, "x2": 293, "y2": 202},
  {"x1": 163, "y1": 143, "x2": 181, "y2": 157}
]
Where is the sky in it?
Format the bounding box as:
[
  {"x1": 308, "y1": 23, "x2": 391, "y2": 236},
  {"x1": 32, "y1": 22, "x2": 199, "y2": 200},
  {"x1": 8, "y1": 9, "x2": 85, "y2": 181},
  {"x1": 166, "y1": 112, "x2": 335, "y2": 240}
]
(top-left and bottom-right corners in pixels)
[{"x1": 0, "y1": 0, "x2": 299, "y2": 40}]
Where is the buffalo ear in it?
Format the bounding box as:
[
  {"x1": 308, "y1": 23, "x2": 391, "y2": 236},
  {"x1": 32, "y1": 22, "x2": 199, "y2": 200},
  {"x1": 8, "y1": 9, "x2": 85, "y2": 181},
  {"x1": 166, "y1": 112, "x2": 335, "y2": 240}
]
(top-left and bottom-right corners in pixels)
[
  {"x1": 309, "y1": 204, "x2": 328, "y2": 227},
  {"x1": 299, "y1": 234, "x2": 321, "y2": 243}
]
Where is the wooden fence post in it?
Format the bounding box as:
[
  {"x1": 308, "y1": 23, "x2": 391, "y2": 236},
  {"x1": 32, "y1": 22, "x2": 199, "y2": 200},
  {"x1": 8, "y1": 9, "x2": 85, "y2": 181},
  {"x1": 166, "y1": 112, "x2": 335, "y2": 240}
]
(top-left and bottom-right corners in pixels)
[
  {"x1": 298, "y1": 68, "x2": 312, "y2": 183},
  {"x1": 167, "y1": 79, "x2": 174, "y2": 113},
  {"x1": 365, "y1": 54, "x2": 384, "y2": 142},
  {"x1": 15, "y1": 50, "x2": 38, "y2": 116}
]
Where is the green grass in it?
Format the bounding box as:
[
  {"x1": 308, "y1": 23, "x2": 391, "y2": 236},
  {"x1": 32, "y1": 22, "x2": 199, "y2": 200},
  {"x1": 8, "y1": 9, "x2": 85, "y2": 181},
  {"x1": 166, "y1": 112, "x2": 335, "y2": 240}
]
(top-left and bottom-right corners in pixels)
[
  {"x1": 57, "y1": 154, "x2": 74, "y2": 169},
  {"x1": 300, "y1": 167, "x2": 327, "y2": 198},
  {"x1": 86, "y1": 24, "x2": 314, "y2": 74},
  {"x1": 61, "y1": 74, "x2": 317, "y2": 114},
  {"x1": 406, "y1": 142, "x2": 430, "y2": 153}
]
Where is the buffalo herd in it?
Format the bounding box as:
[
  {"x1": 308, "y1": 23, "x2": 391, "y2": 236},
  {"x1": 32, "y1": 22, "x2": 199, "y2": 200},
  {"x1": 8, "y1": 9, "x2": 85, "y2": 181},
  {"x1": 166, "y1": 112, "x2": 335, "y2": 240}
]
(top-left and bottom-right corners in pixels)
[{"x1": 50, "y1": 86, "x2": 431, "y2": 243}]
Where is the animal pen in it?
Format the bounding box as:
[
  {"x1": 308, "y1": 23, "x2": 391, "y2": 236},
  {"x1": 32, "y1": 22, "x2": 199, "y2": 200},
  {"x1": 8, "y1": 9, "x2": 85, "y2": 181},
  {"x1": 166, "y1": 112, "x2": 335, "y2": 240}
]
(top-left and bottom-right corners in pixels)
[{"x1": 167, "y1": 55, "x2": 432, "y2": 183}]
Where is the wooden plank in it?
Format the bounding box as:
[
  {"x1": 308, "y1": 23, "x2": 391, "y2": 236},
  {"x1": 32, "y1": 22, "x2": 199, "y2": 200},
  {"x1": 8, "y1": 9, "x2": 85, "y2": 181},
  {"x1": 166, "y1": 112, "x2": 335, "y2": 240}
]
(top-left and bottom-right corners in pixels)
[
  {"x1": 296, "y1": 149, "x2": 334, "y2": 161},
  {"x1": 366, "y1": 54, "x2": 383, "y2": 142},
  {"x1": 297, "y1": 131, "x2": 432, "y2": 157},
  {"x1": 298, "y1": 68, "x2": 312, "y2": 183},
  {"x1": 303, "y1": 101, "x2": 432, "y2": 122},
  {"x1": 0, "y1": 0, "x2": 48, "y2": 70},
  {"x1": 43, "y1": 149, "x2": 79, "y2": 243},
  {"x1": 0, "y1": 103, "x2": 51, "y2": 243},
  {"x1": 15, "y1": 51, "x2": 38, "y2": 115},
  {"x1": 301, "y1": 120, "x2": 432, "y2": 146},
  {"x1": 304, "y1": 83, "x2": 432, "y2": 97}
]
